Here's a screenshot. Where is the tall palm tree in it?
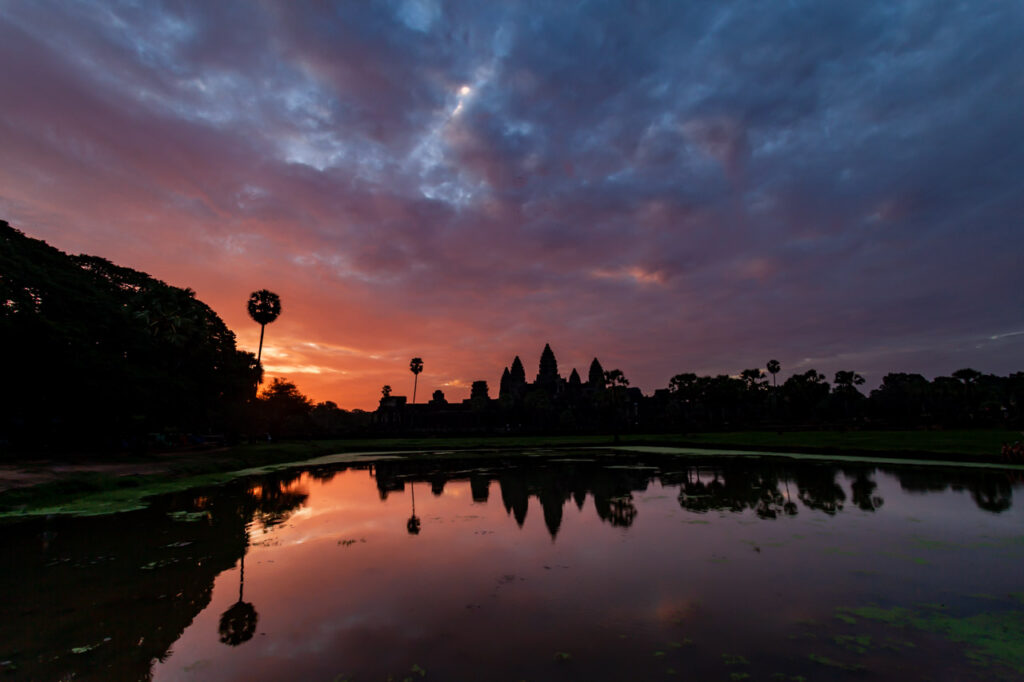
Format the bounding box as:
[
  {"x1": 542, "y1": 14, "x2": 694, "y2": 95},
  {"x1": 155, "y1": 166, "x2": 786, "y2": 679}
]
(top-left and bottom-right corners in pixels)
[
  {"x1": 766, "y1": 359, "x2": 781, "y2": 388},
  {"x1": 219, "y1": 536, "x2": 258, "y2": 646},
  {"x1": 407, "y1": 481, "x2": 421, "y2": 534},
  {"x1": 409, "y1": 357, "x2": 424, "y2": 404},
  {"x1": 247, "y1": 290, "x2": 282, "y2": 367}
]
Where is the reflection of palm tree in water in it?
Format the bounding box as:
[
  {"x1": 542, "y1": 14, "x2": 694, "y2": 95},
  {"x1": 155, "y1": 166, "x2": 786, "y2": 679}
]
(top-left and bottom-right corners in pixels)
[
  {"x1": 219, "y1": 537, "x2": 258, "y2": 646},
  {"x1": 783, "y1": 477, "x2": 798, "y2": 516},
  {"x1": 407, "y1": 481, "x2": 421, "y2": 535}
]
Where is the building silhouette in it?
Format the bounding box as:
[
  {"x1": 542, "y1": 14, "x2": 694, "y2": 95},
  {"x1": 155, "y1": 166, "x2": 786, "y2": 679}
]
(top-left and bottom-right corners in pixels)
[{"x1": 375, "y1": 344, "x2": 640, "y2": 434}]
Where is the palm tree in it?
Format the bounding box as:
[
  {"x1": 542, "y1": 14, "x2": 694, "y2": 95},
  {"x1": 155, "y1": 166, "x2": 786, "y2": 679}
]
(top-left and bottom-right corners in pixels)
[
  {"x1": 247, "y1": 290, "x2": 282, "y2": 367},
  {"x1": 219, "y1": 537, "x2": 258, "y2": 646},
  {"x1": 766, "y1": 359, "x2": 781, "y2": 388},
  {"x1": 603, "y1": 369, "x2": 631, "y2": 441},
  {"x1": 409, "y1": 357, "x2": 424, "y2": 404},
  {"x1": 381, "y1": 385, "x2": 392, "y2": 398},
  {"x1": 407, "y1": 481, "x2": 421, "y2": 534}
]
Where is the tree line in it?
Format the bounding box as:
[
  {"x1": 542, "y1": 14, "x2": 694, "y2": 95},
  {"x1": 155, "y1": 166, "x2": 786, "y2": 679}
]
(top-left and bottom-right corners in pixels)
[
  {"x1": 3, "y1": 219, "x2": 1021, "y2": 454},
  {"x1": 0, "y1": 220, "x2": 368, "y2": 453},
  {"x1": 374, "y1": 349, "x2": 1023, "y2": 436},
  {"x1": 651, "y1": 363, "x2": 1024, "y2": 431}
]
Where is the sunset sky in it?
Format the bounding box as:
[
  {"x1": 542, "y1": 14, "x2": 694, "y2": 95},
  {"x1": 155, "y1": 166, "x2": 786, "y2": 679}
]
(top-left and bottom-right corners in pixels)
[{"x1": 2, "y1": 1, "x2": 1022, "y2": 410}]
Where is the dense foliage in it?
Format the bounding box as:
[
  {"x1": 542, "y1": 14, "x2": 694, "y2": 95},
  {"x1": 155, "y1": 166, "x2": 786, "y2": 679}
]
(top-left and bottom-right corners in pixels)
[
  {"x1": 651, "y1": 366, "x2": 1024, "y2": 431},
  {"x1": 0, "y1": 220, "x2": 259, "y2": 452}
]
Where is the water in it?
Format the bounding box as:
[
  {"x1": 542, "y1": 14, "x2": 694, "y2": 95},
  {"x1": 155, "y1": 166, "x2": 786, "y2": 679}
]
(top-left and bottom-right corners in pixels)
[{"x1": 2, "y1": 450, "x2": 1023, "y2": 681}]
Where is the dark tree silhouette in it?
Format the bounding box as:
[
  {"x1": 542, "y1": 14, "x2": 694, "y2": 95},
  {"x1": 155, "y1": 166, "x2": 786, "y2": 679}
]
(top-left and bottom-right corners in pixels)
[
  {"x1": 409, "y1": 357, "x2": 424, "y2": 404},
  {"x1": 603, "y1": 369, "x2": 631, "y2": 439},
  {"x1": 850, "y1": 471, "x2": 884, "y2": 511},
  {"x1": 218, "y1": 551, "x2": 258, "y2": 646},
  {"x1": 381, "y1": 385, "x2": 392, "y2": 398},
  {"x1": 952, "y1": 368, "x2": 982, "y2": 385},
  {"x1": 605, "y1": 369, "x2": 628, "y2": 389},
  {"x1": 766, "y1": 359, "x2": 781, "y2": 388},
  {"x1": 741, "y1": 368, "x2": 766, "y2": 390},
  {"x1": 246, "y1": 289, "x2": 281, "y2": 367},
  {"x1": 834, "y1": 370, "x2": 865, "y2": 387},
  {"x1": 257, "y1": 378, "x2": 313, "y2": 438},
  {"x1": 1, "y1": 221, "x2": 259, "y2": 449}
]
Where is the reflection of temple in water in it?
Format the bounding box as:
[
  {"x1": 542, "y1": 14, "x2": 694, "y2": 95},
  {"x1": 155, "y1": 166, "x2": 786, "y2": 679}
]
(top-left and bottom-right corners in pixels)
[
  {"x1": 370, "y1": 454, "x2": 1017, "y2": 540},
  {"x1": 3, "y1": 454, "x2": 1016, "y2": 679}
]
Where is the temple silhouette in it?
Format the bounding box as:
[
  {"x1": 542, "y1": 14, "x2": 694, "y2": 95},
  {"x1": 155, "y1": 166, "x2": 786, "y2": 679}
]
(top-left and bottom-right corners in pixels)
[{"x1": 375, "y1": 344, "x2": 644, "y2": 433}]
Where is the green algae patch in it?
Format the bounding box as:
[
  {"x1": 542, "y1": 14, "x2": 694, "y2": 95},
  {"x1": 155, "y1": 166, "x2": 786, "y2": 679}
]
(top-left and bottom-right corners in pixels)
[
  {"x1": 822, "y1": 546, "x2": 857, "y2": 556},
  {"x1": 837, "y1": 605, "x2": 910, "y2": 624},
  {"x1": 833, "y1": 634, "x2": 872, "y2": 654},
  {"x1": 0, "y1": 471, "x2": 238, "y2": 518},
  {"x1": 167, "y1": 510, "x2": 208, "y2": 522},
  {"x1": 807, "y1": 653, "x2": 864, "y2": 671},
  {"x1": 839, "y1": 604, "x2": 1024, "y2": 673},
  {"x1": 910, "y1": 536, "x2": 961, "y2": 550},
  {"x1": 929, "y1": 612, "x2": 1024, "y2": 672},
  {"x1": 0, "y1": 451, "x2": 408, "y2": 519}
]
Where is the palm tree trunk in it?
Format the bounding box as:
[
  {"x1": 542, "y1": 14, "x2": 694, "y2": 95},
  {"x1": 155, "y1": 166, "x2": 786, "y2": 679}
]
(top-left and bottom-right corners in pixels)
[
  {"x1": 412, "y1": 374, "x2": 419, "y2": 404},
  {"x1": 256, "y1": 324, "x2": 266, "y2": 364}
]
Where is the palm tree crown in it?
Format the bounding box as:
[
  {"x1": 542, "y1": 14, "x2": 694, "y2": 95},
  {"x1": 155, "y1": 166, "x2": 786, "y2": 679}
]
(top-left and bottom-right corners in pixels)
[
  {"x1": 247, "y1": 290, "x2": 281, "y2": 366},
  {"x1": 409, "y1": 357, "x2": 424, "y2": 404},
  {"x1": 247, "y1": 290, "x2": 281, "y2": 326}
]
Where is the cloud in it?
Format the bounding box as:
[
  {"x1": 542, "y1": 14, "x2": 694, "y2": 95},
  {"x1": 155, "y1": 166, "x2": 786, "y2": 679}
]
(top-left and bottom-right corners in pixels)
[{"x1": 1, "y1": 0, "x2": 1022, "y2": 408}]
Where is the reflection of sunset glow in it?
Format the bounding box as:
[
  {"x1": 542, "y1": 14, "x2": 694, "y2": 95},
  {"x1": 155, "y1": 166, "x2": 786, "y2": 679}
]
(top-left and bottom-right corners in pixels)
[{"x1": 150, "y1": 461, "x2": 1024, "y2": 681}]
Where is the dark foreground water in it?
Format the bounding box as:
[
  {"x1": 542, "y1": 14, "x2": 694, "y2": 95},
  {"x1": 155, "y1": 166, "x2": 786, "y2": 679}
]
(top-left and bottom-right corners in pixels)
[{"x1": 2, "y1": 449, "x2": 1023, "y2": 681}]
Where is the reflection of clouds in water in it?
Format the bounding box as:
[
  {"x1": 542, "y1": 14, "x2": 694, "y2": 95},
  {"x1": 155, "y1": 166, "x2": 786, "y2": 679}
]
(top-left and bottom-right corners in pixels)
[{"x1": 137, "y1": 454, "x2": 1024, "y2": 680}]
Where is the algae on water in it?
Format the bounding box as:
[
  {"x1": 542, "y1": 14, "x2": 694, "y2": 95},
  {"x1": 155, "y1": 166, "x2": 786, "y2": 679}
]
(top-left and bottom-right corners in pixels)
[{"x1": 836, "y1": 604, "x2": 1024, "y2": 673}]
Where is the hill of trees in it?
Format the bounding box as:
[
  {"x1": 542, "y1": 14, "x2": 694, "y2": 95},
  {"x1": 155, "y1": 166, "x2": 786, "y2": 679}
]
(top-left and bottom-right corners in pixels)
[{"x1": 1, "y1": 220, "x2": 261, "y2": 452}]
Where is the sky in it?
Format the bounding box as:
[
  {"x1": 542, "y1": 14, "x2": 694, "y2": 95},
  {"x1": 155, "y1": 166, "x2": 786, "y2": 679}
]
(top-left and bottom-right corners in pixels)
[{"x1": 2, "y1": 0, "x2": 1022, "y2": 410}]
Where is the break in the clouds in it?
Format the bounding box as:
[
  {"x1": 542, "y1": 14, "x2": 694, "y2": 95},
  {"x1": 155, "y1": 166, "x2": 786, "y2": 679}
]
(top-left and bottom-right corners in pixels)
[{"x1": 2, "y1": 0, "x2": 1022, "y2": 408}]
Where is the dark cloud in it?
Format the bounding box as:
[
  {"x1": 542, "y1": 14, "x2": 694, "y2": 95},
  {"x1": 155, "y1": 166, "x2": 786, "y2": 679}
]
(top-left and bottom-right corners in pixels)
[{"x1": 1, "y1": 0, "x2": 1021, "y2": 407}]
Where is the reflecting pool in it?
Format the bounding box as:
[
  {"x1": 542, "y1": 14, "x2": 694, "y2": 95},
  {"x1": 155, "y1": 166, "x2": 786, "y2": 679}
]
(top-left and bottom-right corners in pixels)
[{"x1": 2, "y1": 450, "x2": 1023, "y2": 680}]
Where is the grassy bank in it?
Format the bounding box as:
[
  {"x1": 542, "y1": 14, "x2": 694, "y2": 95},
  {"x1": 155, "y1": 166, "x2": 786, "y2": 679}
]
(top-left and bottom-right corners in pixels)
[
  {"x1": 650, "y1": 429, "x2": 1021, "y2": 458},
  {"x1": 1, "y1": 429, "x2": 1019, "y2": 519}
]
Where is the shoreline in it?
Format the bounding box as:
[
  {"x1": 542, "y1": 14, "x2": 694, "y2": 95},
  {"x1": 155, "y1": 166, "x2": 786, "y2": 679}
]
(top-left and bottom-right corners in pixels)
[{"x1": 1, "y1": 430, "x2": 1021, "y2": 519}]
